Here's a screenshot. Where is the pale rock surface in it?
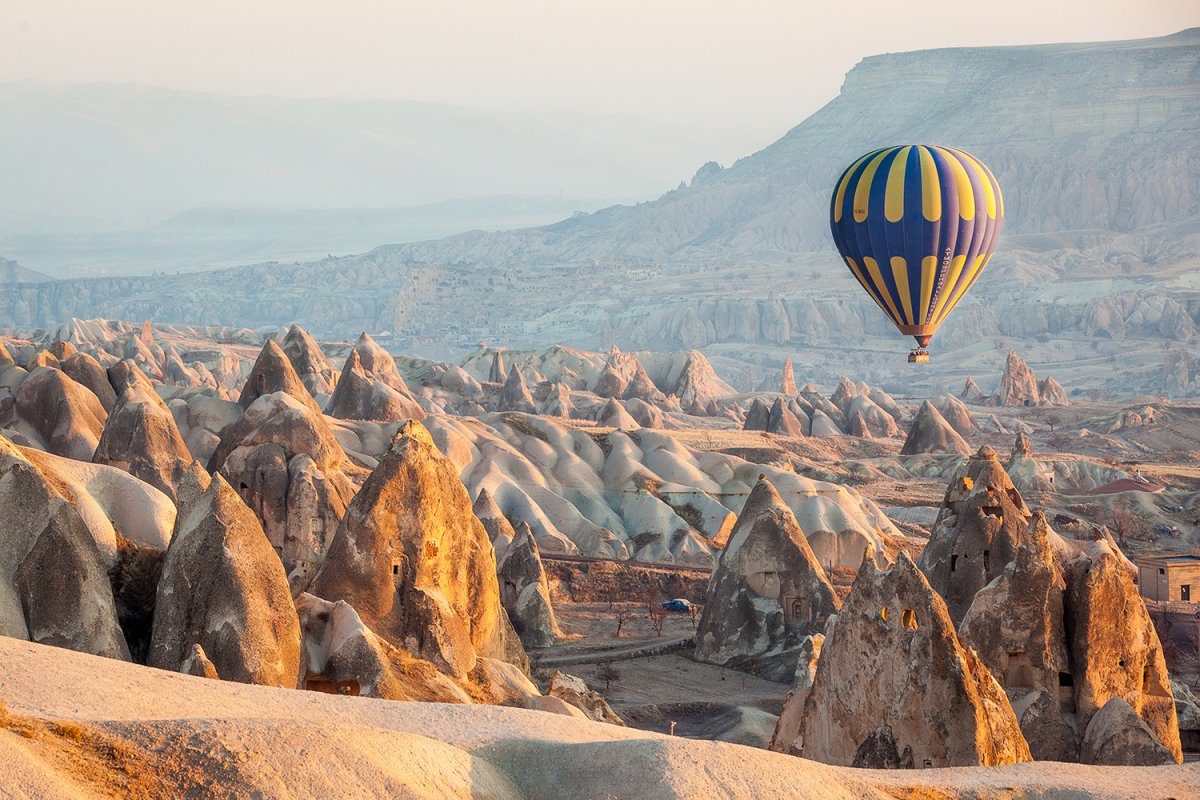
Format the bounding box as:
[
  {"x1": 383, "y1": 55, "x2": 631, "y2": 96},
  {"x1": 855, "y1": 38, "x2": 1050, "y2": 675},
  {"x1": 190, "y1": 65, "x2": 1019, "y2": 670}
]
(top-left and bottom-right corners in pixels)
[
  {"x1": 695, "y1": 477, "x2": 840, "y2": 681},
  {"x1": 13, "y1": 366, "x2": 107, "y2": 460},
  {"x1": 546, "y1": 671, "x2": 624, "y2": 725},
  {"x1": 780, "y1": 357, "x2": 798, "y2": 395},
  {"x1": 280, "y1": 324, "x2": 338, "y2": 397},
  {"x1": 238, "y1": 339, "x2": 322, "y2": 415},
  {"x1": 0, "y1": 435, "x2": 130, "y2": 660},
  {"x1": 901, "y1": 401, "x2": 971, "y2": 456},
  {"x1": 60, "y1": 350, "x2": 117, "y2": 412},
  {"x1": 496, "y1": 522, "x2": 562, "y2": 648},
  {"x1": 847, "y1": 395, "x2": 899, "y2": 438},
  {"x1": 961, "y1": 376, "x2": 987, "y2": 404},
  {"x1": 326, "y1": 349, "x2": 426, "y2": 422},
  {"x1": 1080, "y1": 697, "x2": 1177, "y2": 766},
  {"x1": 312, "y1": 421, "x2": 526, "y2": 681},
  {"x1": 999, "y1": 350, "x2": 1042, "y2": 407},
  {"x1": 1005, "y1": 432, "x2": 1056, "y2": 494},
  {"x1": 474, "y1": 488, "x2": 517, "y2": 562},
  {"x1": 149, "y1": 469, "x2": 302, "y2": 687},
  {"x1": 1040, "y1": 376, "x2": 1071, "y2": 406},
  {"x1": 624, "y1": 397, "x2": 665, "y2": 428},
  {"x1": 497, "y1": 365, "x2": 536, "y2": 413},
  {"x1": 768, "y1": 633, "x2": 823, "y2": 755},
  {"x1": 809, "y1": 408, "x2": 842, "y2": 437},
  {"x1": 795, "y1": 550, "x2": 1031, "y2": 768},
  {"x1": 349, "y1": 332, "x2": 421, "y2": 400},
  {"x1": 597, "y1": 397, "x2": 639, "y2": 429},
  {"x1": 932, "y1": 393, "x2": 979, "y2": 436}
]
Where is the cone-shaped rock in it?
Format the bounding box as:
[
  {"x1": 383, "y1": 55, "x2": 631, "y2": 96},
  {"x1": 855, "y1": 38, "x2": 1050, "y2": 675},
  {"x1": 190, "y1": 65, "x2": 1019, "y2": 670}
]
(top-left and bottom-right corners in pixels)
[
  {"x1": 598, "y1": 397, "x2": 639, "y2": 429},
  {"x1": 325, "y1": 350, "x2": 425, "y2": 422},
  {"x1": 181, "y1": 643, "x2": 220, "y2": 679},
  {"x1": 809, "y1": 408, "x2": 842, "y2": 437},
  {"x1": 238, "y1": 339, "x2": 322, "y2": 415},
  {"x1": 901, "y1": 401, "x2": 972, "y2": 456},
  {"x1": 672, "y1": 351, "x2": 725, "y2": 408},
  {"x1": 694, "y1": 477, "x2": 840, "y2": 681},
  {"x1": 352, "y1": 332, "x2": 418, "y2": 397},
  {"x1": 780, "y1": 358, "x2": 798, "y2": 395},
  {"x1": 793, "y1": 550, "x2": 1031, "y2": 767},
  {"x1": 625, "y1": 397, "x2": 664, "y2": 429},
  {"x1": 0, "y1": 435, "x2": 130, "y2": 660},
  {"x1": 473, "y1": 488, "x2": 516, "y2": 562},
  {"x1": 281, "y1": 324, "x2": 338, "y2": 397},
  {"x1": 61, "y1": 351, "x2": 117, "y2": 412},
  {"x1": 767, "y1": 397, "x2": 805, "y2": 436},
  {"x1": 312, "y1": 421, "x2": 525, "y2": 679},
  {"x1": 497, "y1": 365, "x2": 536, "y2": 414},
  {"x1": 148, "y1": 470, "x2": 301, "y2": 686},
  {"x1": 1065, "y1": 545, "x2": 1182, "y2": 762},
  {"x1": 961, "y1": 376, "x2": 986, "y2": 404},
  {"x1": 959, "y1": 512, "x2": 1076, "y2": 760},
  {"x1": 932, "y1": 393, "x2": 979, "y2": 436},
  {"x1": 497, "y1": 522, "x2": 562, "y2": 649},
  {"x1": 488, "y1": 350, "x2": 506, "y2": 384},
  {"x1": 1039, "y1": 376, "x2": 1070, "y2": 406},
  {"x1": 742, "y1": 398, "x2": 770, "y2": 432},
  {"x1": 14, "y1": 366, "x2": 107, "y2": 460},
  {"x1": 1005, "y1": 431, "x2": 1055, "y2": 494},
  {"x1": 539, "y1": 382, "x2": 575, "y2": 417},
  {"x1": 918, "y1": 446, "x2": 1034, "y2": 624},
  {"x1": 1080, "y1": 697, "x2": 1177, "y2": 765},
  {"x1": 999, "y1": 350, "x2": 1041, "y2": 407},
  {"x1": 94, "y1": 360, "x2": 199, "y2": 502},
  {"x1": 830, "y1": 376, "x2": 860, "y2": 414}
]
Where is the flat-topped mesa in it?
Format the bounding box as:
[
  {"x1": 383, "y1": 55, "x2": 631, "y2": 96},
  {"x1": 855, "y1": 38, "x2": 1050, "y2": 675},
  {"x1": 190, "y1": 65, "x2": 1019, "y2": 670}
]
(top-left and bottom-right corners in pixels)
[
  {"x1": 93, "y1": 358, "x2": 200, "y2": 502},
  {"x1": 694, "y1": 476, "x2": 840, "y2": 681},
  {"x1": 497, "y1": 521, "x2": 563, "y2": 649},
  {"x1": 959, "y1": 512, "x2": 1076, "y2": 761},
  {"x1": 497, "y1": 364, "x2": 536, "y2": 414},
  {"x1": 901, "y1": 400, "x2": 972, "y2": 456},
  {"x1": 794, "y1": 550, "x2": 1030, "y2": 768},
  {"x1": 148, "y1": 470, "x2": 301, "y2": 687},
  {"x1": 917, "y1": 446, "x2": 1034, "y2": 625},
  {"x1": 238, "y1": 339, "x2": 322, "y2": 415},
  {"x1": 780, "y1": 357, "x2": 798, "y2": 395},
  {"x1": 325, "y1": 349, "x2": 426, "y2": 422},
  {"x1": 312, "y1": 421, "x2": 526, "y2": 680},
  {"x1": 280, "y1": 324, "x2": 338, "y2": 397},
  {"x1": 0, "y1": 434, "x2": 130, "y2": 661}
]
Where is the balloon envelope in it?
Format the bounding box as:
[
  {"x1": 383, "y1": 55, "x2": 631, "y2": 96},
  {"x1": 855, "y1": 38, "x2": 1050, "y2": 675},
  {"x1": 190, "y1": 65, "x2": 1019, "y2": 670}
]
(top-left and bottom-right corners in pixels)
[{"x1": 829, "y1": 145, "x2": 1003, "y2": 347}]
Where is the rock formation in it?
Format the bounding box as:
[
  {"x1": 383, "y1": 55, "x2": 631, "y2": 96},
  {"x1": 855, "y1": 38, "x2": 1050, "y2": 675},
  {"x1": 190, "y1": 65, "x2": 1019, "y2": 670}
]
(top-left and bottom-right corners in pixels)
[
  {"x1": 60, "y1": 351, "x2": 117, "y2": 412},
  {"x1": 694, "y1": 477, "x2": 840, "y2": 681},
  {"x1": 671, "y1": 350, "x2": 727, "y2": 409},
  {"x1": 488, "y1": 349, "x2": 506, "y2": 383},
  {"x1": 742, "y1": 398, "x2": 770, "y2": 432},
  {"x1": 312, "y1": 421, "x2": 525, "y2": 680},
  {"x1": 351, "y1": 332, "x2": 421, "y2": 398},
  {"x1": 473, "y1": 488, "x2": 516, "y2": 562},
  {"x1": 999, "y1": 350, "x2": 1041, "y2": 407},
  {"x1": 1079, "y1": 697, "x2": 1177, "y2": 765},
  {"x1": 13, "y1": 366, "x2": 108, "y2": 460},
  {"x1": 93, "y1": 359, "x2": 199, "y2": 502},
  {"x1": 780, "y1": 358, "x2": 798, "y2": 395},
  {"x1": 793, "y1": 550, "x2": 1031, "y2": 768},
  {"x1": 497, "y1": 365, "x2": 536, "y2": 414},
  {"x1": 932, "y1": 393, "x2": 979, "y2": 437},
  {"x1": 594, "y1": 348, "x2": 657, "y2": 402},
  {"x1": 539, "y1": 382, "x2": 575, "y2": 418},
  {"x1": 961, "y1": 376, "x2": 986, "y2": 404},
  {"x1": 1040, "y1": 376, "x2": 1070, "y2": 406},
  {"x1": 768, "y1": 633, "x2": 823, "y2": 755},
  {"x1": 1005, "y1": 432, "x2": 1055, "y2": 494},
  {"x1": 180, "y1": 643, "x2": 220, "y2": 679},
  {"x1": 597, "y1": 397, "x2": 639, "y2": 429},
  {"x1": 546, "y1": 672, "x2": 623, "y2": 725},
  {"x1": 900, "y1": 401, "x2": 971, "y2": 456},
  {"x1": 0, "y1": 436, "x2": 130, "y2": 661},
  {"x1": 624, "y1": 397, "x2": 664, "y2": 429},
  {"x1": 918, "y1": 446, "x2": 1035, "y2": 624},
  {"x1": 238, "y1": 339, "x2": 322, "y2": 414},
  {"x1": 846, "y1": 396, "x2": 898, "y2": 438},
  {"x1": 148, "y1": 470, "x2": 302, "y2": 687},
  {"x1": 808, "y1": 409, "x2": 841, "y2": 437},
  {"x1": 207, "y1": 391, "x2": 358, "y2": 587},
  {"x1": 325, "y1": 350, "x2": 425, "y2": 422},
  {"x1": 280, "y1": 324, "x2": 338, "y2": 397},
  {"x1": 496, "y1": 523, "x2": 562, "y2": 649},
  {"x1": 766, "y1": 397, "x2": 806, "y2": 436}
]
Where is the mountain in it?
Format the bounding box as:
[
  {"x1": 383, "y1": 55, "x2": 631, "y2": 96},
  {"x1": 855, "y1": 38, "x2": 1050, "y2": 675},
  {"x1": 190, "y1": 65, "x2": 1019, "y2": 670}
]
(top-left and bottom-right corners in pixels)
[
  {"x1": 0, "y1": 258, "x2": 53, "y2": 285},
  {"x1": 2, "y1": 30, "x2": 1198, "y2": 397}
]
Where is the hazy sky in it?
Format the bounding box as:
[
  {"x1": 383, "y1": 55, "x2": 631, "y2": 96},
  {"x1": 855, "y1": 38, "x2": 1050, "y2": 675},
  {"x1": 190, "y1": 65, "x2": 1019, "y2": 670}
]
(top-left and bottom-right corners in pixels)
[{"x1": 0, "y1": 0, "x2": 1194, "y2": 167}]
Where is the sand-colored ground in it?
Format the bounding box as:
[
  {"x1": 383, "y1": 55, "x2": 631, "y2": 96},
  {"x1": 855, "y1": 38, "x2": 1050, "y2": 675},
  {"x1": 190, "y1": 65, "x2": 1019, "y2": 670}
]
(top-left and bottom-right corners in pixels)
[{"x1": 2, "y1": 637, "x2": 1198, "y2": 799}]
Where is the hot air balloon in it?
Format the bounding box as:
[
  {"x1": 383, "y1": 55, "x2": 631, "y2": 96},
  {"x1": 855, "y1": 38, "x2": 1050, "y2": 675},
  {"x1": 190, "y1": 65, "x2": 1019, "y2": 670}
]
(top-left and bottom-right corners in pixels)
[{"x1": 829, "y1": 145, "x2": 1003, "y2": 363}]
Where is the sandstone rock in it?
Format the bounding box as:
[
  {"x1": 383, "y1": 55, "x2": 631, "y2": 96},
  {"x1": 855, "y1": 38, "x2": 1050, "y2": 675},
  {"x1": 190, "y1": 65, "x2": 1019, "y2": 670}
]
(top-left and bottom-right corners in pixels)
[
  {"x1": 148, "y1": 470, "x2": 302, "y2": 687},
  {"x1": 959, "y1": 512, "x2": 1076, "y2": 760},
  {"x1": 14, "y1": 366, "x2": 108, "y2": 460},
  {"x1": 795, "y1": 550, "x2": 1031, "y2": 767},
  {"x1": 497, "y1": 522, "x2": 562, "y2": 649},
  {"x1": 351, "y1": 333, "x2": 420, "y2": 399},
  {"x1": 801, "y1": 390, "x2": 847, "y2": 432},
  {"x1": 1079, "y1": 697, "x2": 1177, "y2": 765},
  {"x1": 181, "y1": 643, "x2": 220, "y2": 679},
  {"x1": 780, "y1": 358, "x2": 797, "y2": 395},
  {"x1": 624, "y1": 397, "x2": 664, "y2": 429},
  {"x1": 497, "y1": 365, "x2": 536, "y2": 414},
  {"x1": 695, "y1": 477, "x2": 839, "y2": 681},
  {"x1": 326, "y1": 350, "x2": 425, "y2": 422},
  {"x1": 830, "y1": 376, "x2": 861, "y2": 414},
  {"x1": 961, "y1": 376, "x2": 986, "y2": 404},
  {"x1": 918, "y1": 446, "x2": 1034, "y2": 624},
  {"x1": 45, "y1": 339, "x2": 76, "y2": 360},
  {"x1": 671, "y1": 350, "x2": 727, "y2": 408},
  {"x1": 93, "y1": 360, "x2": 199, "y2": 502},
  {"x1": 901, "y1": 401, "x2": 971, "y2": 456},
  {"x1": 440, "y1": 365, "x2": 484, "y2": 400},
  {"x1": 766, "y1": 397, "x2": 805, "y2": 436},
  {"x1": 488, "y1": 350, "x2": 506, "y2": 383},
  {"x1": 1005, "y1": 432, "x2": 1055, "y2": 495},
  {"x1": 312, "y1": 421, "x2": 526, "y2": 680},
  {"x1": 999, "y1": 350, "x2": 1041, "y2": 407},
  {"x1": 238, "y1": 339, "x2": 322, "y2": 415},
  {"x1": 768, "y1": 633, "x2": 823, "y2": 755},
  {"x1": 867, "y1": 386, "x2": 905, "y2": 424},
  {"x1": 1064, "y1": 546, "x2": 1182, "y2": 762},
  {"x1": 539, "y1": 383, "x2": 575, "y2": 418},
  {"x1": 26, "y1": 350, "x2": 59, "y2": 370},
  {"x1": 474, "y1": 488, "x2": 516, "y2": 562},
  {"x1": 1040, "y1": 376, "x2": 1070, "y2": 406},
  {"x1": 594, "y1": 348, "x2": 655, "y2": 401},
  {"x1": 60, "y1": 351, "x2": 117, "y2": 412},
  {"x1": 597, "y1": 398, "x2": 639, "y2": 430},
  {"x1": 280, "y1": 324, "x2": 338, "y2": 397},
  {"x1": 547, "y1": 671, "x2": 623, "y2": 725},
  {"x1": 847, "y1": 396, "x2": 898, "y2": 438},
  {"x1": 932, "y1": 393, "x2": 979, "y2": 436},
  {"x1": 809, "y1": 409, "x2": 841, "y2": 437},
  {"x1": 742, "y1": 398, "x2": 770, "y2": 432}
]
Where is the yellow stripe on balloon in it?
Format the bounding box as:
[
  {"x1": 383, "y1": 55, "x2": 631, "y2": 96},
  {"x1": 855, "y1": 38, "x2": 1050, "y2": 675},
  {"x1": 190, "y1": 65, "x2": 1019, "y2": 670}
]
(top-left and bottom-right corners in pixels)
[
  {"x1": 864, "y1": 257, "x2": 903, "y2": 325},
  {"x1": 930, "y1": 254, "x2": 967, "y2": 322},
  {"x1": 919, "y1": 255, "x2": 937, "y2": 324},
  {"x1": 918, "y1": 146, "x2": 941, "y2": 222},
  {"x1": 884, "y1": 146, "x2": 911, "y2": 223},
  {"x1": 844, "y1": 257, "x2": 892, "y2": 318},
  {"x1": 934, "y1": 147, "x2": 974, "y2": 221},
  {"x1": 976, "y1": 158, "x2": 1004, "y2": 218},
  {"x1": 890, "y1": 256, "x2": 914, "y2": 324},
  {"x1": 852, "y1": 149, "x2": 893, "y2": 223},
  {"x1": 933, "y1": 253, "x2": 987, "y2": 324},
  {"x1": 950, "y1": 148, "x2": 995, "y2": 220},
  {"x1": 833, "y1": 150, "x2": 879, "y2": 224}
]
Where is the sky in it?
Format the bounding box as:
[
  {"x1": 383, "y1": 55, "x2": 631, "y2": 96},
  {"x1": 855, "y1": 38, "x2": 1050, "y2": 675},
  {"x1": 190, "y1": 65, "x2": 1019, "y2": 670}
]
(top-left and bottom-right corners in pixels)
[{"x1": 2, "y1": 0, "x2": 1195, "y2": 144}]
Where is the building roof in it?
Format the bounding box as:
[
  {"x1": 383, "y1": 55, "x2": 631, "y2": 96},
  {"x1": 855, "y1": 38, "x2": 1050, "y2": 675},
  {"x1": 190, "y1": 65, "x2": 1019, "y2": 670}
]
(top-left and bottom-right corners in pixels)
[
  {"x1": 1134, "y1": 554, "x2": 1200, "y2": 566},
  {"x1": 1090, "y1": 478, "x2": 1165, "y2": 494}
]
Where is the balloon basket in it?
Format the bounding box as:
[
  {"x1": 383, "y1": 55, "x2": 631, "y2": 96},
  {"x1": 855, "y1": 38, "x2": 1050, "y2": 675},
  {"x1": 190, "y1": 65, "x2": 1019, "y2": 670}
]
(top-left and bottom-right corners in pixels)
[{"x1": 907, "y1": 349, "x2": 929, "y2": 364}]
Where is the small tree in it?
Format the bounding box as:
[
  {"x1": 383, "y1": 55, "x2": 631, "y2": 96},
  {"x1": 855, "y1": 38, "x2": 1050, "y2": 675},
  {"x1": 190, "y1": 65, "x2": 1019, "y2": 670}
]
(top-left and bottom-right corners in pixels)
[
  {"x1": 596, "y1": 663, "x2": 621, "y2": 692},
  {"x1": 649, "y1": 606, "x2": 668, "y2": 637},
  {"x1": 614, "y1": 606, "x2": 637, "y2": 637},
  {"x1": 687, "y1": 603, "x2": 701, "y2": 630}
]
